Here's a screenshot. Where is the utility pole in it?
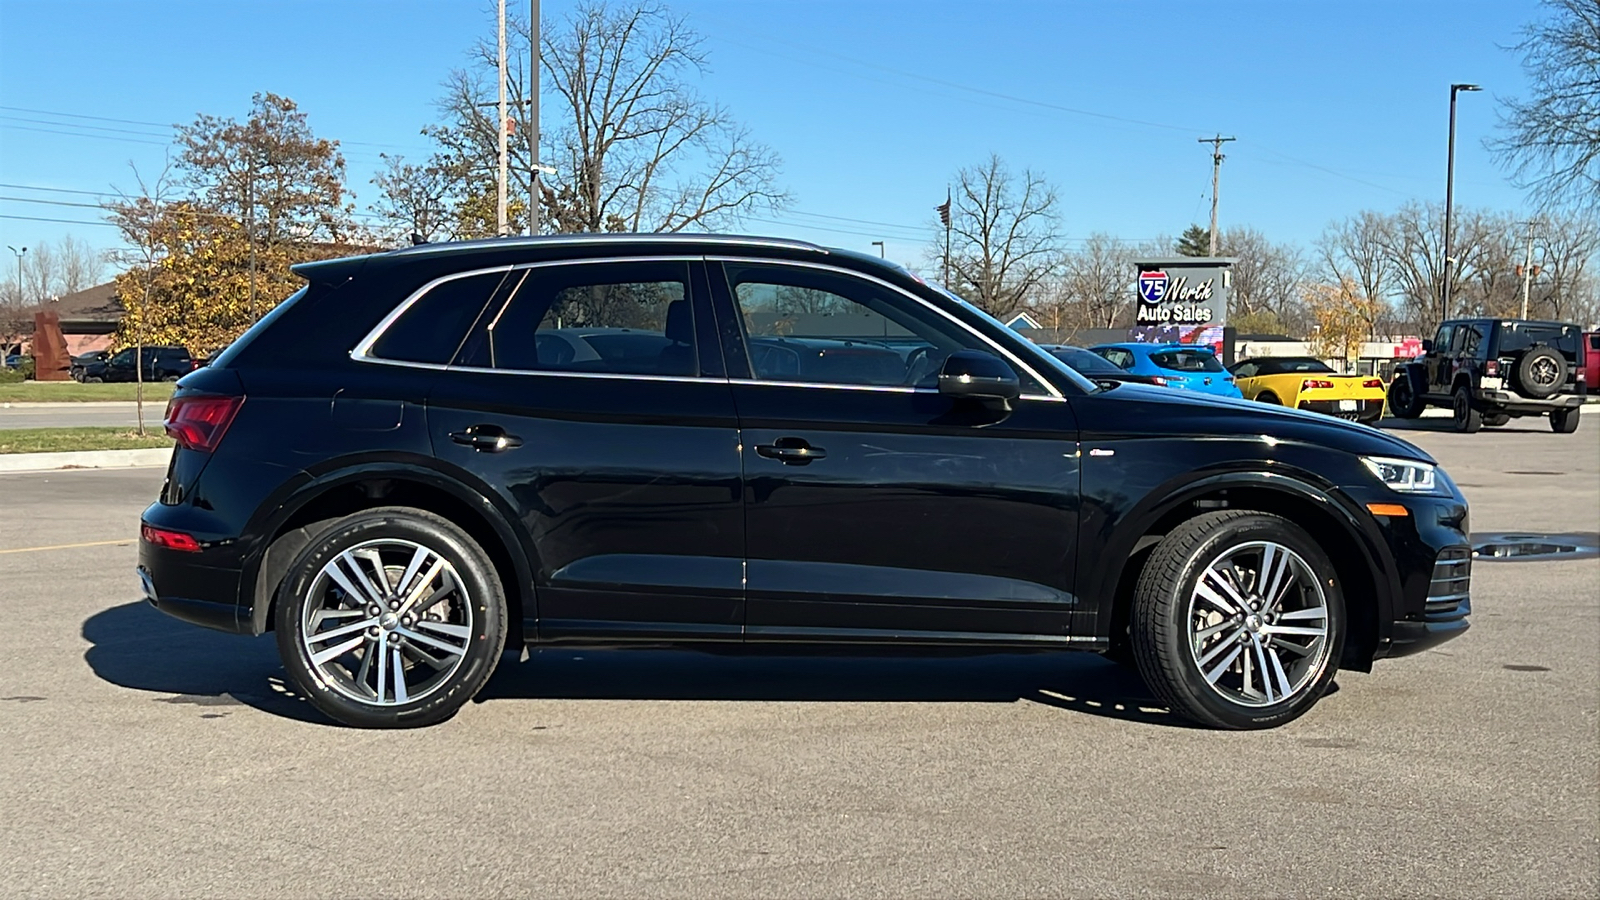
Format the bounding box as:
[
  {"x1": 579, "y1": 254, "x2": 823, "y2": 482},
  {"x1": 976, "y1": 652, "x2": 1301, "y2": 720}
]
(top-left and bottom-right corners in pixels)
[
  {"x1": 496, "y1": 0, "x2": 510, "y2": 235},
  {"x1": 1198, "y1": 134, "x2": 1236, "y2": 257},
  {"x1": 529, "y1": 0, "x2": 540, "y2": 235},
  {"x1": 1520, "y1": 219, "x2": 1536, "y2": 320},
  {"x1": 246, "y1": 153, "x2": 258, "y2": 321}
]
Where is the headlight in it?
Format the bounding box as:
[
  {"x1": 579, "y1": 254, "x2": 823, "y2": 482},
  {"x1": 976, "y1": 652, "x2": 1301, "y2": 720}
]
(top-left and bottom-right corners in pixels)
[{"x1": 1362, "y1": 456, "x2": 1438, "y2": 493}]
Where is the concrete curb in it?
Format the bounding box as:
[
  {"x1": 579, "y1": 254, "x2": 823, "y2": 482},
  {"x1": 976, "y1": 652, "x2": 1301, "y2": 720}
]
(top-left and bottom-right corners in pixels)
[
  {"x1": 0, "y1": 448, "x2": 171, "y2": 473},
  {"x1": 0, "y1": 401, "x2": 154, "y2": 409}
]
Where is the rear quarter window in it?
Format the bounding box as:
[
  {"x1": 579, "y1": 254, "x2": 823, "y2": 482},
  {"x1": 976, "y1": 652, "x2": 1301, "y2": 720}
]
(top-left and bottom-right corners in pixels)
[{"x1": 369, "y1": 270, "x2": 512, "y2": 364}]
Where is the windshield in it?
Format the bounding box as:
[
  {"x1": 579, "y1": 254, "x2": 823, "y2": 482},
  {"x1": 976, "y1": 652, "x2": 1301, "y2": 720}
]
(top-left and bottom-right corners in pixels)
[
  {"x1": 1150, "y1": 348, "x2": 1224, "y2": 372},
  {"x1": 1050, "y1": 347, "x2": 1123, "y2": 375},
  {"x1": 1272, "y1": 358, "x2": 1335, "y2": 374},
  {"x1": 928, "y1": 286, "x2": 1100, "y2": 394}
]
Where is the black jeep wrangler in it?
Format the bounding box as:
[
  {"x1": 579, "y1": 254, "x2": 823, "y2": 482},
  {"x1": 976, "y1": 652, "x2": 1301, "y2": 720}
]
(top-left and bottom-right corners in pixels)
[{"x1": 1388, "y1": 318, "x2": 1586, "y2": 433}]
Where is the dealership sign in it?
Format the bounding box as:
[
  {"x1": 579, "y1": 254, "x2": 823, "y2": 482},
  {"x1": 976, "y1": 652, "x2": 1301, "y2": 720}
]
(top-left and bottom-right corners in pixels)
[{"x1": 1133, "y1": 258, "x2": 1231, "y2": 327}]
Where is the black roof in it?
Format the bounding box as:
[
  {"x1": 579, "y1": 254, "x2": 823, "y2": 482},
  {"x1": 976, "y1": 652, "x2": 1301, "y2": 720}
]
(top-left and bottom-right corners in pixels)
[{"x1": 292, "y1": 233, "x2": 833, "y2": 280}]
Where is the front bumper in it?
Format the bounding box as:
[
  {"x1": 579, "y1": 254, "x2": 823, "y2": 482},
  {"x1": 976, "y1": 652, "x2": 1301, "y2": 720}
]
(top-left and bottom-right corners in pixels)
[{"x1": 1363, "y1": 489, "x2": 1473, "y2": 661}]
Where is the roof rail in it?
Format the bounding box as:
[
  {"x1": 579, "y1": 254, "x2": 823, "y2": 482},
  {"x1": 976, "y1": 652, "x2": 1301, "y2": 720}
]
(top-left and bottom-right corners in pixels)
[{"x1": 386, "y1": 232, "x2": 829, "y2": 257}]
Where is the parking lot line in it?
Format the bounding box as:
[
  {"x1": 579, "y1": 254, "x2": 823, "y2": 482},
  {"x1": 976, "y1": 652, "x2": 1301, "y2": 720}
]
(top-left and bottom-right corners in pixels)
[{"x1": 0, "y1": 538, "x2": 133, "y2": 555}]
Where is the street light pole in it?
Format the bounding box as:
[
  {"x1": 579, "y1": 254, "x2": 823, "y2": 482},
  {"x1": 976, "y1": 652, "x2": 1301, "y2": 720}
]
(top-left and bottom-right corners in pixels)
[
  {"x1": 871, "y1": 241, "x2": 884, "y2": 258},
  {"x1": 529, "y1": 0, "x2": 540, "y2": 235},
  {"x1": 1441, "y1": 83, "x2": 1481, "y2": 324},
  {"x1": 6, "y1": 246, "x2": 24, "y2": 306}
]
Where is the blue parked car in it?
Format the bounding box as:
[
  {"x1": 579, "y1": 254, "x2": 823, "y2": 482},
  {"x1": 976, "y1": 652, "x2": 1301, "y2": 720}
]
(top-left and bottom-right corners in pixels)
[{"x1": 1089, "y1": 343, "x2": 1243, "y2": 398}]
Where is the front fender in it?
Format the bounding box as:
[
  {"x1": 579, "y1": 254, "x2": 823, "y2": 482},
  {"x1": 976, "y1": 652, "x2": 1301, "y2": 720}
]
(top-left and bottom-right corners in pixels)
[{"x1": 1080, "y1": 460, "x2": 1401, "y2": 648}]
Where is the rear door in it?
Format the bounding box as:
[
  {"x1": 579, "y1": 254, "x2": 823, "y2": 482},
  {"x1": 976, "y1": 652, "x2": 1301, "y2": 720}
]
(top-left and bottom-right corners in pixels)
[
  {"x1": 418, "y1": 257, "x2": 745, "y2": 644},
  {"x1": 1425, "y1": 324, "x2": 1456, "y2": 395},
  {"x1": 709, "y1": 259, "x2": 1082, "y2": 645}
]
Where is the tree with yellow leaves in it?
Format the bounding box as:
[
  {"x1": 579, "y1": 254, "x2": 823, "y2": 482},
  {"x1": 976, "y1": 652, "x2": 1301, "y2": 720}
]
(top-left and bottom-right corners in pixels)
[{"x1": 1305, "y1": 278, "x2": 1383, "y2": 371}]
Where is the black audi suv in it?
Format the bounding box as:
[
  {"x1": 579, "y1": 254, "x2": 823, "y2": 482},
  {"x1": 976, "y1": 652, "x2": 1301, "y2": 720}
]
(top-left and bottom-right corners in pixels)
[{"x1": 139, "y1": 234, "x2": 1471, "y2": 729}]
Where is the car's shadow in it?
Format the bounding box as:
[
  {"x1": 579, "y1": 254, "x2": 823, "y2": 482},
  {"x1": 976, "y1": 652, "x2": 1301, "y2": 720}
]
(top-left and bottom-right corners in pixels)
[
  {"x1": 83, "y1": 601, "x2": 1194, "y2": 729},
  {"x1": 1376, "y1": 417, "x2": 1555, "y2": 434}
]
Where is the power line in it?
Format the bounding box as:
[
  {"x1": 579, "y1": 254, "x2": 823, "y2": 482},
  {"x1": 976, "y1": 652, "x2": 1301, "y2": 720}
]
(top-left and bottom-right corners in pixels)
[
  {"x1": 0, "y1": 115, "x2": 169, "y2": 139},
  {"x1": 0, "y1": 214, "x2": 116, "y2": 227},
  {"x1": 0, "y1": 105, "x2": 171, "y2": 129},
  {"x1": 0, "y1": 124, "x2": 168, "y2": 146}
]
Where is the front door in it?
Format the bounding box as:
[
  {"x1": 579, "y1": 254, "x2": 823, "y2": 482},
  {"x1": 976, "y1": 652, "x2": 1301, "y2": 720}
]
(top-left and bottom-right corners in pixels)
[
  {"x1": 709, "y1": 260, "x2": 1081, "y2": 644},
  {"x1": 1426, "y1": 324, "x2": 1456, "y2": 395},
  {"x1": 425, "y1": 257, "x2": 745, "y2": 643}
]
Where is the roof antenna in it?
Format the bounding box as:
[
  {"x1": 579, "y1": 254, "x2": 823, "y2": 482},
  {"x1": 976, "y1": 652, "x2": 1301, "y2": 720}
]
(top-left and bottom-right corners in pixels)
[{"x1": 410, "y1": 232, "x2": 428, "y2": 246}]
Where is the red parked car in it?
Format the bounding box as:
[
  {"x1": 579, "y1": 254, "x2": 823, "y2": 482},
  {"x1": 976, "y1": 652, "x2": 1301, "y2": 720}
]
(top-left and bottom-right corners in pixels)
[{"x1": 1585, "y1": 332, "x2": 1599, "y2": 390}]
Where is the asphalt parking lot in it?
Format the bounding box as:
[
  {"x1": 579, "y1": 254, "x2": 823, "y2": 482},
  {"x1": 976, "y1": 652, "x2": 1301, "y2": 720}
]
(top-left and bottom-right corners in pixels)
[{"x1": 1, "y1": 421, "x2": 1595, "y2": 899}]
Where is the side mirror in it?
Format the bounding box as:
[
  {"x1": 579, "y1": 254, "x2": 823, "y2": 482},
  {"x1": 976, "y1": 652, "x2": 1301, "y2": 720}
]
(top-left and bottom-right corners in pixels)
[
  {"x1": 1421, "y1": 339, "x2": 1433, "y2": 353},
  {"x1": 938, "y1": 350, "x2": 1021, "y2": 402}
]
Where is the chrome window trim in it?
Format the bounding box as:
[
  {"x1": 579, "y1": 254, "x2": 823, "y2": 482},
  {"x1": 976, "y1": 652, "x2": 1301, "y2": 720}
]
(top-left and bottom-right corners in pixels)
[
  {"x1": 708, "y1": 255, "x2": 1065, "y2": 399},
  {"x1": 350, "y1": 255, "x2": 704, "y2": 365},
  {"x1": 351, "y1": 252, "x2": 1066, "y2": 403},
  {"x1": 386, "y1": 233, "x2": 827, "y2": 260}
]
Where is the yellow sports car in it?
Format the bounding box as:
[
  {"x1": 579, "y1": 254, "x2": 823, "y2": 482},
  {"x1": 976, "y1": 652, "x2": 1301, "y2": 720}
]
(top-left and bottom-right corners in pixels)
[{"x1": 1227, "y1": 356, "x2": 1386, "y2": 423}]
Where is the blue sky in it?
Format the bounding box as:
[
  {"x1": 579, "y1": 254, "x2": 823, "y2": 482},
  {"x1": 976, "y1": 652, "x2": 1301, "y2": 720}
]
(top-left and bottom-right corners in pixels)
[{"x1": 0, "y1": 0, "x2": 1544, "y2": 277}]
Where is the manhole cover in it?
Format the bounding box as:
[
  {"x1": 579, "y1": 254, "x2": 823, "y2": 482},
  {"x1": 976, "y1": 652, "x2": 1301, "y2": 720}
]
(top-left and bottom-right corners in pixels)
[{"x1": 1472, "y1": 532, "x2": 1600, "y2": 562}]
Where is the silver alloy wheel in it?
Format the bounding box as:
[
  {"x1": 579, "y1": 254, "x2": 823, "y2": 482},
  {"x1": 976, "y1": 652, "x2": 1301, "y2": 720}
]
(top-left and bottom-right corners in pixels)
[
  {"x1": 1530, "y1": 356, "x2": 1559, "y2": 387},
  {"x1": 299, "y1": 538, "x2": 473, "y2": 707},
  {"x1": 1186, "y1": 540, "x2": 1331, "y2": 708}
]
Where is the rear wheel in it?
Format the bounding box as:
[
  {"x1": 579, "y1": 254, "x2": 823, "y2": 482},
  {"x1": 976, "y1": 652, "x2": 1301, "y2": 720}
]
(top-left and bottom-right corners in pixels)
[
  {"x1": 275, "y1": 507, "x2": 507, "y2": 728},
  {"x1": 1551, "y1": 407, "x2": 1581, "y2": 434},
  {"x1": 1131, "y1": 511, "x2": 1344, "y2": 730},
  {"x1": 1257, "y1": 391, "x2": 1282, "y2": 406},
  {"x1": 1453, "y1": 387, "x2": 1482, "y2": 433}
]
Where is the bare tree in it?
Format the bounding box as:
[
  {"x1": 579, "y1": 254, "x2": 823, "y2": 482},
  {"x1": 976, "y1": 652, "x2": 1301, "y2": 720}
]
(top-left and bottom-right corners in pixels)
[
  {"x1": 944, "y1": 154, "x2": 1062, "y2": 317},
  {"x1": 429, "y1": 0, "x2": 787, "y2": 235},
  {"x1": 1370, "y1": 202, "x2": 1497, "y2": 328},
  {"x1": 1491, "y1": 0, "x2": 1600, "y2": 212},
  {"x1": 105, "y1": 160, "x2": 179, "y2": 436},
  {"x1": 1219, "y1": 226, "x2": 1307, "y2": 329},
  {"x1": 1524, "y1": 210, "x2": 1600, "y2": 320},
  {"x1": 22, "y1": 242, "x2": 57, "y2": 304},
  {"x1": 1055, "y1": 233, "x2": 1132, "y2": 329},
  {"x1": 370, "y1": 154, "x2": 456, "y2": 246},
  {"x1": 56, "y1": 235, "x2": 103, "y2": 295}
]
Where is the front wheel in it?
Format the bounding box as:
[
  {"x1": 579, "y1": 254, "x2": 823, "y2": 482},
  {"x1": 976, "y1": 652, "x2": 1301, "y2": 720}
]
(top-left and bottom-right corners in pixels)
[
  {"x1": 1551, "y1": 407, "x2": 1581, "y2": 434},
  {"x1": 275, "y1": 507, "x2": 507, "y2": 728},
  {"x1": 1387, "y1": 377, "x2": 1423, "y2": 418},
  {"x1": 1131, "y1": 511, "x2": 1345, "y2": 729},
  {"x1": 1453, "y1": 387, "x2": 1482, "y2": 433}
]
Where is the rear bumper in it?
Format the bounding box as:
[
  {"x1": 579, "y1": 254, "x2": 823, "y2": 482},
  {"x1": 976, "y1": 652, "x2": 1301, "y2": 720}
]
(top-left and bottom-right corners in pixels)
[
  {"x1": 1473, "y1": 389, "x2": 1584, "y2": 412},
  {"x1": 139, "y1": 506, "x2": 251, "y2": 635},
  {"x1": 1298, "y1": 398, "x2": 1384, "y2": 419}
]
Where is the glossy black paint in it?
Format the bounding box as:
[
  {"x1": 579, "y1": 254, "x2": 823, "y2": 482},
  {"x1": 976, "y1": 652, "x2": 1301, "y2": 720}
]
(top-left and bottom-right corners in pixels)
[{"x1": 140, "y1": 234, "x2": 1468, "y2": 671}]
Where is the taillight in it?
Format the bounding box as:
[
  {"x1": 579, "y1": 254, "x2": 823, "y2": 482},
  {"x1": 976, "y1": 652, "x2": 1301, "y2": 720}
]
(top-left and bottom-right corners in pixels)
[
  {"x1": 1150, "y1": 376, "x2": 1169, "y2": 386},
  {"x1": 1363, "y1": 379, "x2": 1383, "y2": 388},
  {"x1": 1485, "y1": 360, "x2": 1499, "y2": 377},
  {"x1": 141, "y1": 524, "x2": 201, "y2": 552},
  {"x1": 163, "y1": 394, "x2": 244, "y2": 452},
  {"x1": 1302, "y1": 379, "x2": 1334, "y2": 390}
]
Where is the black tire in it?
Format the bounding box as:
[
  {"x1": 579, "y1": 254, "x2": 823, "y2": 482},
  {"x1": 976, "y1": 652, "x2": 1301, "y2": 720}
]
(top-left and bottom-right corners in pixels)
[
  {"x1": 1387, "y1": 376, "x2": 1423, "y2": 419},
  {"x1": 1483, "y1": 413, "x2": 1511, "y2": 427},
  {"x1": 1256, "y1": 391, "x2": 1282, "y2": 405},
  {"x1": 275, "y1": 506, "x2": 507, "y2": 728},
  {"x1": 161, "y1": 374, "x2": 180, "y2": 383},
  {"x1": 1453, "y1": 386, "x2": 1482, "y2": 433},
  {"x1": 1130, "y1": 511, "x2": 1345, "y2": 729},
  {"x1": 84, "y1": 376, "x2": 103, "y2": 384},
  {"x1": 1514, "y1": 347, "x2": 1567, "y2": 399},
  {"x1": 1551, "y1": 407, "x2": 1581, "y2": 434}
]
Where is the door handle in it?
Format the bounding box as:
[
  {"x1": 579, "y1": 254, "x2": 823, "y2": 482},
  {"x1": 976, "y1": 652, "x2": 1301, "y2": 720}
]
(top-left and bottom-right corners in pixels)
[
  {"x1": 449, "y1": 424, "x2": 523, "y2": 453},
  {"x1": 755, "y1": 437, "x2": 826, "y2": 465}
]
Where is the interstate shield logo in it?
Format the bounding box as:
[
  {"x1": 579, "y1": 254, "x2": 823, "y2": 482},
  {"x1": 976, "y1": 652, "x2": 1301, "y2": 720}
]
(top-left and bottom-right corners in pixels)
[{"x1": 1138, "y1": 270, "x2": 1168, "y2": 305}]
